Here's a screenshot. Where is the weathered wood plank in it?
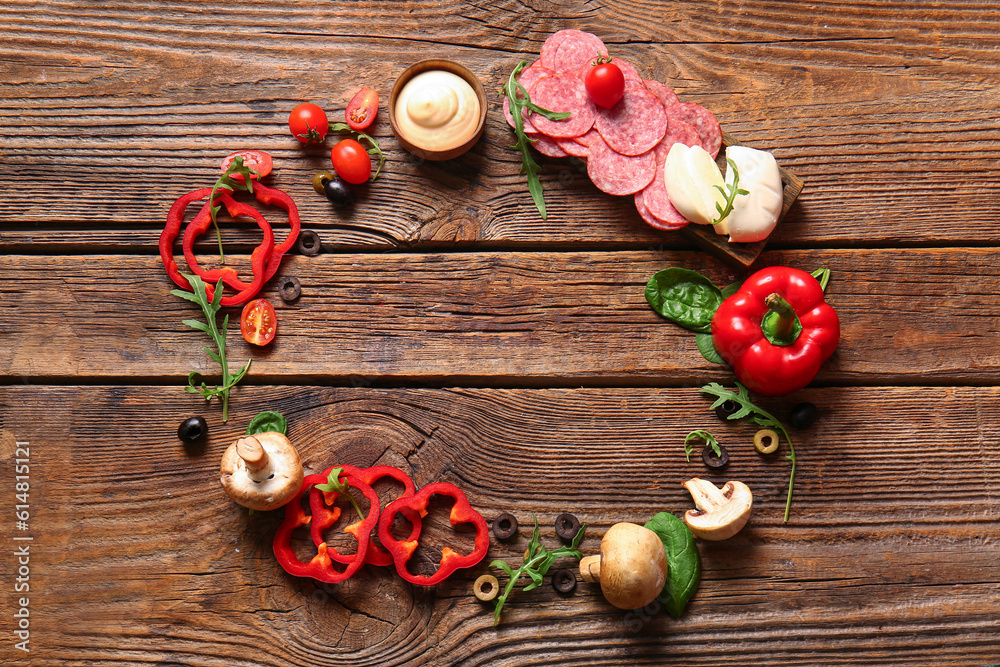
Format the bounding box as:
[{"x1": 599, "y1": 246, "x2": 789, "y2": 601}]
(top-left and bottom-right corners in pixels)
[
  {"x1": 1, "y1": 248, "x2": 998, "y2": 384},
  {"x1": 2, "y1": 4, "x2": 1000, "y2": 250},
  {"x1": 1, "y1": 384, "x2": 997, "y2": 666}
]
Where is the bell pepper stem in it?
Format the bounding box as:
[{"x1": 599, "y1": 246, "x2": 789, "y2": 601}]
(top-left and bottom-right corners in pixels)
[{"x1": 763, "y1": 293, "x2": 800, "y2": 345}]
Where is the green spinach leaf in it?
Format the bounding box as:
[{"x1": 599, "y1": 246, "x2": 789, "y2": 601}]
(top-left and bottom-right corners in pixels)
[
  {"x1": 695, "y1": 332, "x2": 726, "y2": 364},
  {"x1": 245, "y1": 410, "x2": 288, "y2": 436},
  {"x1": 644, "y1": 512, "x2": 701, "y2": 618},
  {"x1": 644, "y1": 268, "x2": 723, "y2": 334}
]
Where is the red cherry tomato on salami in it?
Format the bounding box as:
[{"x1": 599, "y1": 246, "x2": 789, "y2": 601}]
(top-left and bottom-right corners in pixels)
[
  {"x1": 345, "y1": 86, "x2": 379, "y2": 131},
  {"x1": 584, "y1": 59, "x2": 625, "y2": 109},
  {"x1": 330, "y1": 139, "x2": 372, "y2": 185},
  {"x1": 220, "y1": 150, "x2": 273, "y2": 181},
  {"x1": 288, "y1": 103, "x2": 329, "y2": 144},
  {"x1": 240, "y1": 298, "x2": 277, "y2": 346}
]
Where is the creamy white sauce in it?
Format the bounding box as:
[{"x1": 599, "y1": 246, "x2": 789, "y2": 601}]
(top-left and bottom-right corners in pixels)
[{"x1": 394, "y1": 70, "x2": 481, "y2": 152}]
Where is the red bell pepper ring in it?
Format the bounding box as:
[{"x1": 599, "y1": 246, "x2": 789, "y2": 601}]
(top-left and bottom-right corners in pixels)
[
  {"x1": 182, "y1": 192, "x2": 275, "y2": 296},
  {"x1": 711, "y1": 266, "x2": 840, "y2": 397},
  {"x1": 272, "y1": 471, "x2": 380, "y2": 584},
  {"x1": 161, "y1": 181, "x2": 299, "y2": 304},
  {"x1": 315, "y1": 465, "x2": 422, "y2": 568},
  {"x1": 251, "y1": 182, "x2": 301, "y2": 285},
  {"x1": 159, "y1": 187, "x2": 213, "y2": 295},
  {"x1": 377, "y1": 481, "x2": 489, "y2": 586}
]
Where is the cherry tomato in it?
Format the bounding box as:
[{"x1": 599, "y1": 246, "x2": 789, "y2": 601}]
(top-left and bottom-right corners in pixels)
[
  {"x1": 220, "y1": 150, "x2": 273, "y2": 181},
  {"x1": 240, "y1": 298, "x2": 277, "y2": 346},
  {"x1": 345, "y1": 86, "x2": 379, "y2": 131},
  {"x1": 584, "y1": 59, "x2": 625, "y2": 109},
  {"x1": 330, "y1": 139, "x2": 372, "y2": 185},
  {"x1": 288, "y1": 103, "x2": 329, "y2": 144}
]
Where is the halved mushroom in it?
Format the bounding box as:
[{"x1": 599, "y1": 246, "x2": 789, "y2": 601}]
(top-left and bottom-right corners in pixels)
[
  {"x1": 219, "y1": 432, "x2": 303, "y2": 511},
  {"x1": 682, "y1": 478, "x2": 753, "y2": 541},
  {"x1": 578, "y1": 522, "x2": 667, "y2": 610}
]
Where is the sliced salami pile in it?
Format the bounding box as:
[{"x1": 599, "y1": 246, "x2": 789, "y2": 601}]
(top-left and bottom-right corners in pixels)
[{"x1": 504, "y1": 29, "x2": 723, "y2": 231}]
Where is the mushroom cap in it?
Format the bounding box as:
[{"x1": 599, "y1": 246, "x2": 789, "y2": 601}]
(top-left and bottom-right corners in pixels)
[
  {"x1": 598, "y1": 522, "x2": 668, "y2": 610},
  {"x1": 219, "y1": 432, "x2": 303, "y2": 511},
  {"x1": 683, "y1": 478, "x2": 753, "y2": 541}
]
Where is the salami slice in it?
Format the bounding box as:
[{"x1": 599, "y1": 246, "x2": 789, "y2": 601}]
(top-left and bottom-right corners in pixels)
[
  {"x1": 527, "y1": 74, "x2": 596, "y2": 139},
  {"x1": 539, "y1": 29, "x2": 584, "y2": 70},
  {"x1": 503, "y1": 64, "x2": 555, "y2": 133},
  {"x1": 528, "y1": 132, "x2": 569, "y2": 159},
  {"x1": 550, "y1": 31, "x2": 609, "y2": 73},
  {"x1": 594, "y1": 86, "x2": 667, "y2": 156},
  {"x1": 665, "y1": 102, "x2": 722, "y2": 158},
  {"x1": 638, "y1": 166, "x2": 691, "y2": 230},
  {"x1": 586, "y1": 136, "x2": 657, "y2": 196},
  {"x1": 574, "y1": 128, "x2": 601, "y2": 147},
  {"x1": 643, "y1": 79, "x2": 680, "y2": 110},
  {"x1": 554, "y1": 136, "x2": 590, "y2": 158},
  {"x1": 652, "y1": 118, "x2": 701, "y2": 163}
]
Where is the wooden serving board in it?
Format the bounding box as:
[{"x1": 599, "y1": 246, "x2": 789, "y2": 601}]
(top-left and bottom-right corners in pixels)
[{"x1": 680, "y1": 131, "x2": 805, "y2": 270}]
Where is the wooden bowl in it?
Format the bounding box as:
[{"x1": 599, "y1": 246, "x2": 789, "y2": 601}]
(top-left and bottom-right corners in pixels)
[{"x1": 389, "y1": 59, "x2": 488, "y2": 161}]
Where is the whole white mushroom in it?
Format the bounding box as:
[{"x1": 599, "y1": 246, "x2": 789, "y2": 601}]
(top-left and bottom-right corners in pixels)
[{"x1": 219, "y1": 432, "x2": 303, "y2": 511}]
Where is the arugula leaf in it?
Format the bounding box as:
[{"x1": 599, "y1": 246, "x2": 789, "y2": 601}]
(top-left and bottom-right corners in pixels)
[
  {"x1": 683, "y1": 429, "x2": 722, "y2": 462},
  {"x1": 503, "y1": 60, "x2": 571, "y2": 220},
  {"x1": 645, "y1": 267, "x2": 724, "y2": 334},
  {"x1": 711, "y1": 158, "x2": 750, "y2": 226},
  {"x1": 491, "y1": 514, "x2": 585, "y2": 625},
  {"x1": 329, "y1": 122, "x2": 385, "y2": 181},
  {"x1": 171, "y1": 273, "x2": 251, "y2": 422},
  {"x1": 701, "y1": 381, "x2": 796, "y2": 521},
  {"x1": 246, "y1": 410, "x2": 288, "y2": 436},
  {"x1": 314, "y1": 467, "x2": 364, "y2": 521},
  {"x1": 207, "y1": 156, "x2": 258, "y2": 261},
  {"x1": 644, "y1": 512, "x2": 701, "y2": 618}
]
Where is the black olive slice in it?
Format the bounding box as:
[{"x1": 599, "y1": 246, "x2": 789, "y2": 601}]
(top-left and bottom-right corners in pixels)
[{"x1": 492, "y1": 512, "x2": 518, "y2": 540}]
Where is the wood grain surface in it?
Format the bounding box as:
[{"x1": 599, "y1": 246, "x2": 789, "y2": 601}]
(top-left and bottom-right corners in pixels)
[{"x1": 1, "y1": 0, "x2": 999, "y2": 665}]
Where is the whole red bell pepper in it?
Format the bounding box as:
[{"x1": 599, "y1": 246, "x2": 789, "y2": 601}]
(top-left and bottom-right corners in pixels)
[
  {"x1": 711, "y1": 266, "x2": 840, "y2": 396},
  {"x1": 377, "y1": 482, "x2": 489, "y2": 586}
]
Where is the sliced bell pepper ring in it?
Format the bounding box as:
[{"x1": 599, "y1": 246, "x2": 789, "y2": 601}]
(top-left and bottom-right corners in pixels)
[
  {"x1": 252, "y1": 182, "x2": 301, "y2": 284},
  {"x1": 316, "y1": 465, "x2": 422, "y2": 568},
  {"x1": 161, "y1": 181, "x2": 300, "y2": 304},
  {"x1": 377, "y1": 481, "x2": 489, "y2": 586},
  {"x1": 182, "y1": 192, "x2": 275, "y2": 296},
  {"x1": 159, "y1": 187, "x2": 213, "y2": 294},
  {"x1": 273, "y1": 471, "x2": 380, "y2": 584}
]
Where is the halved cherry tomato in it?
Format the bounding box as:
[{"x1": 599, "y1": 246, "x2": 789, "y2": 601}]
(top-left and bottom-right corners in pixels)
[
  {"x1": 240, "y1": 298, "x2": 277, "y2": 346},
  {"x1": 330, "y1": 139, "x2": 371, "y2": 185},
  {"x1": 584, "y1": 59, "x2": 625, "y2": 109},
  {"x1": 289, "y1": 103, "x2": 329, "y2": 144},
  {"x1": 221, "y1": 150, "x2": 273, "y2": 182},
  {"x1": 345, "y1": 86, "x2": 379, "y2": 131}
]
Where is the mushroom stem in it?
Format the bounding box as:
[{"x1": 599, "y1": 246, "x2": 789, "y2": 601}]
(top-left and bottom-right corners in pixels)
[
  {"x1": 579, "y1": 554, "x2": 601, "y2": 583},
  {"x1": 683, "y1": 478, "x2": 733, "y2": 512},
  {"x1": 235, "y1": 435, "x2": 273, "y2": 482}
]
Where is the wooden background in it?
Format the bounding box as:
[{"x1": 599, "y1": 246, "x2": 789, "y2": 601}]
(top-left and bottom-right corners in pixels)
[{"x1": 2, "y1": 1, "x2": 999, "y2": 665}]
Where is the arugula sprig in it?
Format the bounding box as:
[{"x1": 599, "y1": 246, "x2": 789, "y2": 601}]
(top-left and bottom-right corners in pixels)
[
  {"x1": 701, "y1": 381, "x2": 796, "y2": 522},
  {"x1": 683, "y1": 429, "x2": 722, "y2": 462},
  {"x1": 171, "y1": 273, "x2": 252, "y2": 422},
  {"x1": 208, "y1": 156, "x2": 259, "y2": 261},
  {"x1": 330, "y1": 122, "x2": 386, "y2": 181},
  {"x1": 503, "y1": 60, "x2": 571, "y2": 220},
  {"x1": 315, "y1": 466, "x2": 365, "y2": 522},
  {"x1": 490, "y1": 514, "x2": 585, "y2": 625},
  {"x1": 711, "y1": 158, "x2": 750, "y2": 226}
]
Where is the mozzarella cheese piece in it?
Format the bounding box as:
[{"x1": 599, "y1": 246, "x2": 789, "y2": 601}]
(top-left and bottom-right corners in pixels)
[
  {"x1": 722, "y1": 145, "x2": 783, "y2": 243},
  {"x1": 663, "y1": 143, "x2": 726, "y2": 226}
]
